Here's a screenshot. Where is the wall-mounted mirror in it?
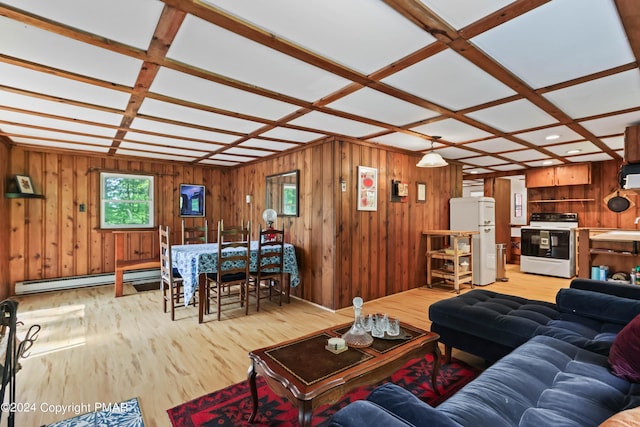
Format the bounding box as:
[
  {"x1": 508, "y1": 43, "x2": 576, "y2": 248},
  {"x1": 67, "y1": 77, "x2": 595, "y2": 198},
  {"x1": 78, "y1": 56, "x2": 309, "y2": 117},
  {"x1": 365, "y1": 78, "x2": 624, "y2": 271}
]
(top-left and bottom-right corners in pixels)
[{"x1": 266, "y1": 170, "x2": 299, "y2": 217}]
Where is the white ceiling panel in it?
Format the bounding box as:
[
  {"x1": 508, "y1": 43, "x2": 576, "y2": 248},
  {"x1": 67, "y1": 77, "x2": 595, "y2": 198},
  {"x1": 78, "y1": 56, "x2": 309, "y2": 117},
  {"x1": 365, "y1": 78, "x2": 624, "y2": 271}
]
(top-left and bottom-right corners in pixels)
[
  {"x1": 545, "y1": 141, "x2": 600, "y2": 156},
  {"x1": 225, "y1": 147, "x2": 273, "y2": 157},
  {"x1": 116, "y1": 149, "x2": 197, "y2": 162},
  {"x1": 368, "y1": 133, "x2": 431, "y2": 152},
  {"x1": 204, "y1": 0, "x2": 434, "y2": 74},
  {"x1": 118, "y1": 142, "x2": 209, "y2": 158},
  {"x1": 327, "y1": 87, "x2": 438, "y2": 126},
  {"x1": 465, "y1": 138, "x2": 526, "y2": 153},
  {"x1": 423, "y1": 0, "x2": 515, "y2": 30},
  {"x1": 9, "y1": 138, "x2": 109, "y2": 153},
  {"x1": 240, "y1": 140, "x2": 298, "y2": 151},
  {"x1": 0, "y1": 90, "x2": 123, "y2": 126},
  {"x1": 514, "y1": 125, "x2": 585, "y2": 146},
  {"x1": 464, "y1": 168, "x2": 493, "y2": 175},
  {"x1": 500, "y1": 149, "x2": 550, "y2": 162},
  {"x1": 491, "y1": 163, "x2": 526, "y2": 171},
  {"x1": 150, "y1": 68, "x2": 299, "y2": 121},
  {"x1": 4, "y1": 0, "x2": 164, "y2": 49},
  {"x1": 543, "y1": 70, "x2": 640, "y2": 119},
  {"x1": 459, "y1": 156, "x2": 506, "y2": 167},
  {"x1": 466, "y1": 99, "x2": 558, "y2": 132},
  {"x1": 525, "y1": 159, "x2": 560, "y2": 168},
  {"x1": 168, "y1": 15, "x2": 350, "y2": 102},
  {"x1": 432, "y1": 146, "x2": 480, "y2": 160},
  {"x1": 288, "y1": 112, "x2": 385, "y2": 138},
  {"x1": 567, "y1": 152, "x2": 613, "y2": 163},
  {"x1": 471, "y1": 0, "x2": 635, "y2": 88},
  {"x1": 211, "y1": 153, "x2": 255, "y2": 163},
  {"x1": 0, "y1": 17, "x2": 142, "y2": 86},
  {"x1": 411, "y1": 119, "x2": 493, "y2": 143},
  {"x1": 0, "y1": 110, "x2": 116, "y2": 137},
  {"x1": 258, "y1": 127, "x2": 325, "y2": 143},
  {"x1": 579, "y1": 111, "x2": 640, "y2": 138},
  {"x1": 137, "y1": 99, "x2": 262, "y2": 134},
  {"x1": 601, "y1": 135, "x2": 625, "y2": 150},
  {"x1": 200, "y1": 159, "x2": 239, "y2": 167},
  {"x1": 131, "y1": 116, "x2": 237, "y2": 144},
  {"x1": 0, "y1": 124, "x2": 112, "y2": 146},
  {"x1": 383, "y1": 49, "x2": 516, "y2": 110},
  {"x1": 0, "y1": 62, "x2": 130, "y2": 109},
  {"x1": 124, "y1": 132, "x2": 224, "y2": 152}
]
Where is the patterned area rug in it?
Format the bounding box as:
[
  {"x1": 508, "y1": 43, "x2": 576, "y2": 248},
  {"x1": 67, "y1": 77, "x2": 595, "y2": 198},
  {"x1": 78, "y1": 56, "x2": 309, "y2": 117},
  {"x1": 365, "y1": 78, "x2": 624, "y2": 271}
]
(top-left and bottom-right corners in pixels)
[
  {"x1": 42, "y1": 397, "x2": 143, "y2": 427},
  {"x1": 167, "y1": 354, "x2": 478, "y2": 427}
]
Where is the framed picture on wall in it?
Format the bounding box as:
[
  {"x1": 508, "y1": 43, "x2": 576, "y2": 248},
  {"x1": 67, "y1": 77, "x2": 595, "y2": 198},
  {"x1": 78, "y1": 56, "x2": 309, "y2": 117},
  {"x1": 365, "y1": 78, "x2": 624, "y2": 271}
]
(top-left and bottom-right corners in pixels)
[
  {"x1": 416, "y1": 182, "x2": 426, "y2": 203},
  {"x1": 179, "y1": 184, "x2": 205, "y2": 217},
  {"x1": 357, "y1": 166, "x2": 378, "y2": 211},
  {"x1": 15, "y1": 174, "x2": 35, "y2": 194}
]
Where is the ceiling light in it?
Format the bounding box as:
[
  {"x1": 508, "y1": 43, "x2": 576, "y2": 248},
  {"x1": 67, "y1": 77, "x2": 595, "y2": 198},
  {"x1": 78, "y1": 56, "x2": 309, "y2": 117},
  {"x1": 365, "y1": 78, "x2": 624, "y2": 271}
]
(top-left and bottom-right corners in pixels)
[
  {"x1": 566, "y1": 149, "x2": 582, "y2": 154},
  {"x1": 416, "y1": 136, "x2": 448, "y2": 168},
  {"x1": 542, "y1": 160, "x2": 553, "y2": 166},
  {"x1": 545, "y1": 134, "x2": 561, "y2": 141},
  {"x1": 470, "y1": 170, "x2": 478, "y2": 174}
]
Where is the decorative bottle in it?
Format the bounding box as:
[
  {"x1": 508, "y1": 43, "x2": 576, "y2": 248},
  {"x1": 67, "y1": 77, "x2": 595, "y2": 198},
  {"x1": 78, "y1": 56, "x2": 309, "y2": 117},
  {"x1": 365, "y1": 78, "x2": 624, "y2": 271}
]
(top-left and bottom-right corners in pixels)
[{"x1": 341, "y1": 297, "x2": 373, "y2": 348}]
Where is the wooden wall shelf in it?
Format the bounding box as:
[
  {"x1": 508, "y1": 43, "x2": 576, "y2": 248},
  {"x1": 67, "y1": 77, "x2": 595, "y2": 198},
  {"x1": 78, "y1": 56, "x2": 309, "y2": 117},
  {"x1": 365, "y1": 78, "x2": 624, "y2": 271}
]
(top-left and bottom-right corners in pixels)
[
  {"x1": 5, "y1": 193, "x2": 45, "y2": 199},
  {"x1": 528, "y1": 198, "x2": 594, "y2": 203}
]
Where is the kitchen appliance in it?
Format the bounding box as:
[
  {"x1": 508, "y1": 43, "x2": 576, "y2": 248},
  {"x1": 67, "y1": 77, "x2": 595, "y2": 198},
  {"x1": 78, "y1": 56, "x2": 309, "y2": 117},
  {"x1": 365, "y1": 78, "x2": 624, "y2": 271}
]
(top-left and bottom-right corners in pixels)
[
  {"x1": 450, "y1": 197, "x2": 496, "y2": 286},
  {"x1": 520, "y1": 212, "x2": 578, "y2": 278}
]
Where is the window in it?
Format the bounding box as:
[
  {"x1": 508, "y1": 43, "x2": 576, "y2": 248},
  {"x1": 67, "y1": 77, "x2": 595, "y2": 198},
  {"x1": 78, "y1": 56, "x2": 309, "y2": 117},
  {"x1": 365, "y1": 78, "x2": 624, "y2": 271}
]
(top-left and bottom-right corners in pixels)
[{"x1": 100, "y1": 172, "x2": 154, "y2": 229}]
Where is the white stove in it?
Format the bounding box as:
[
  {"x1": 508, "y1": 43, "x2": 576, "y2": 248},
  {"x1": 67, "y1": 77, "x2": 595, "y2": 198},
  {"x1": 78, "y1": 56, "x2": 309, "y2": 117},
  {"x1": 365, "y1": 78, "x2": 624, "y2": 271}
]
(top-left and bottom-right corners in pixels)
[{"x1": 520, "y1": 213, "x2": 578, "y2": 278}]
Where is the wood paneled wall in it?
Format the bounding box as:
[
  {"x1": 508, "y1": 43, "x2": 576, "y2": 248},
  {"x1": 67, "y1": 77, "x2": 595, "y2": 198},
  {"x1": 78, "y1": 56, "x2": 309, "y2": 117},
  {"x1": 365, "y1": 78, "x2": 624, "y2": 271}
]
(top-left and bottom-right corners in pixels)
[
  {"x1": 224, "y1": 137, "x2": 462, "y2": 309},
  {"x1": 528, "y1": 159, "x2": 640, "y2": 228},
  {"x1": 0, "y1": 140, "x2": 10, "y2": 299},
  {"x1": 8, "y1": 147, "x2": 223, "y2": 291},
  {"x1": 7, "y1": 139, "x2": 461, "y2": 310}
]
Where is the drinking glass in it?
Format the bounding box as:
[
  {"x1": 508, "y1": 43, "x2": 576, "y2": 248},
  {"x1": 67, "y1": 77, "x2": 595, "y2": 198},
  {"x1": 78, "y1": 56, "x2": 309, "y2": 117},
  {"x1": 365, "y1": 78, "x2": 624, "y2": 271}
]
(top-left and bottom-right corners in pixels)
[
  {"x1": 362, "y1": 314, "x2": 373, "y2": 332},
  {"x1": 371, "y1": 316, "x2": 385, "y2": 338},
  {"x1": 387, "y1": 317, "x2": 400, "y2": 336}
]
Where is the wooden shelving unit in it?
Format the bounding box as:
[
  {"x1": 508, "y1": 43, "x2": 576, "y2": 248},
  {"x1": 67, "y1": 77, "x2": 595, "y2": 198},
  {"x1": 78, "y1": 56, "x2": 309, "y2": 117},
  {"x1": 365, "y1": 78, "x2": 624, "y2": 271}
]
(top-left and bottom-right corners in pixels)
[{"x1": 423, "y1": 230, "x2": 478, "y2": 294}]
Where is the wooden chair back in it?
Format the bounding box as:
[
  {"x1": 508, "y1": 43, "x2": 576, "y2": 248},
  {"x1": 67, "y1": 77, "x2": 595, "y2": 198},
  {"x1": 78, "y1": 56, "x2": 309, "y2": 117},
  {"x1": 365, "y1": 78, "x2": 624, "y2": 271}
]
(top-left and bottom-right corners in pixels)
[{"x1": 181, "y1": 219, "x2": 208, "y2": 245}]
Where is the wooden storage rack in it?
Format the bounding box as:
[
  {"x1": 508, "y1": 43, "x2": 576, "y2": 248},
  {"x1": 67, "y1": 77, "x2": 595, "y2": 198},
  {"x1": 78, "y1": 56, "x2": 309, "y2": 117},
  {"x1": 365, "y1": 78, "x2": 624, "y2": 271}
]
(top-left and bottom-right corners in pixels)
[{"x1": 423, "y1": 230, "x2": 478, "y2": 294}]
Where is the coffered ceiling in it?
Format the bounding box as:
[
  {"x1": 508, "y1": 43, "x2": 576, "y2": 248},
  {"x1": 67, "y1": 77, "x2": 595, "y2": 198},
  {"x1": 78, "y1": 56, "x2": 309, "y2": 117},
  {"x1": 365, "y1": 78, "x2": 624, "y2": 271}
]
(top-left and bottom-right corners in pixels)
[{"x1": 1, "y1": 0, "x2": 639, "y2": 177}]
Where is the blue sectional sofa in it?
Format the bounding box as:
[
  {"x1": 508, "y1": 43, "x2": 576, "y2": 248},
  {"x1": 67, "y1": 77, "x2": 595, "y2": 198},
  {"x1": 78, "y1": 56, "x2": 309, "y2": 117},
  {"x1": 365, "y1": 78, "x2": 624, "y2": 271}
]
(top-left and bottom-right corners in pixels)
[{"x1": 328, "y1": 279, "x2": 640, "y2": 426}]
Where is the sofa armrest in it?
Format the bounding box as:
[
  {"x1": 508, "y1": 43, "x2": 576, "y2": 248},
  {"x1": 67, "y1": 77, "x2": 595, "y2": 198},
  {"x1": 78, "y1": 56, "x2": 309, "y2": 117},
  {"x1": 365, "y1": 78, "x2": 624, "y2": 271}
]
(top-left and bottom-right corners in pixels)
[
  {"x1": 570, "y1": 278, "x2": 640, "y2": 300},
  {"x1": 328, "y1": 400, "x2": 415, "y2": 427},
  {"x1": 557, "y1": 288, "x2": 640, "y2": 325},
  {"x1": 367, "y1": 383, "x2": 461, "y2": 427}
]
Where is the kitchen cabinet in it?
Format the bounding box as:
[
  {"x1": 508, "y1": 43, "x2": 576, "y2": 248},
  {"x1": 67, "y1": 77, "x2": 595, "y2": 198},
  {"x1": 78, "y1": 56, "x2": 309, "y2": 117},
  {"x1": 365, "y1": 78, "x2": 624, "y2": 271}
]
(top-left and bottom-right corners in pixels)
[
  {"x1": 577, "y1": 228, "x2": 640, "y2": 279},
  {"x1": 423, "y1": 230, "x2": 478, "y2": 294},
  {"x1": 525, "y1": 163, "x2": 591, "y2": 188},
  {"x1": 625, "y1": 125, "x2": 640, "y2": 164}
]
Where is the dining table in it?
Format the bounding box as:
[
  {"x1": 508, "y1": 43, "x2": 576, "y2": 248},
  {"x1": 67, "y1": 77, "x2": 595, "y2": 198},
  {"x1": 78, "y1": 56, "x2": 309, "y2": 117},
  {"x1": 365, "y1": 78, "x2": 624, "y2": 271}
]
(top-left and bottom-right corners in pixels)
[{"x1": 171, "y1": 241, "x2": 300, "y2": 322}]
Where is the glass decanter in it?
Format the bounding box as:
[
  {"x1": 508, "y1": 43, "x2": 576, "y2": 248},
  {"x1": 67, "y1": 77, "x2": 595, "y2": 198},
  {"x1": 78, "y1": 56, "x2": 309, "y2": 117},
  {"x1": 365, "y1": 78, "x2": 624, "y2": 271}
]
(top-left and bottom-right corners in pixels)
[{"x1": 341, "y1": 297, "x2": 373, "y2": 348}]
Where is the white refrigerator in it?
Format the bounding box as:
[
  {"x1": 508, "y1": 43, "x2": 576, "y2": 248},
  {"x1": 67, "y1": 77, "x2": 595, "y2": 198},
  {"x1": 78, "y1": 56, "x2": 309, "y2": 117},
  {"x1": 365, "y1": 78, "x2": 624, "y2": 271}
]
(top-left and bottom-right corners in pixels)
[{"x1": 449, "y1": 197, "x2": 496, "y2": 286}]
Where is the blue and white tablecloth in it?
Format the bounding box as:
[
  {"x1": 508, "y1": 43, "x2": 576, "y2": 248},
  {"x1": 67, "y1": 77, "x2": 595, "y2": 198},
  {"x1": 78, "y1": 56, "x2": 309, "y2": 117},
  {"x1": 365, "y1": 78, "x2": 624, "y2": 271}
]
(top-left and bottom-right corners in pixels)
[{"x1": 171, "y1": 241, "x2": 300, "y2": 305}]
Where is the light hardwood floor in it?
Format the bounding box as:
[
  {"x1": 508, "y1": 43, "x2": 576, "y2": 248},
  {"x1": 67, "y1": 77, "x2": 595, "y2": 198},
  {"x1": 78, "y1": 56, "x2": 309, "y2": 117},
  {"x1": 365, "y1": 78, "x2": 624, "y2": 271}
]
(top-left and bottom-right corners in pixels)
[{"x1": 9, "y1": 265, "x2": 570, "y2": 427}]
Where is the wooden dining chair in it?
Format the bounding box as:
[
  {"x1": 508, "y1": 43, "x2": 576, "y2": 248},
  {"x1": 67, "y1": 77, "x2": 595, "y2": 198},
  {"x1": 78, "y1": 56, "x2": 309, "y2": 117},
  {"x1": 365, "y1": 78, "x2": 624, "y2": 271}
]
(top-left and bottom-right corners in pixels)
[
  {"x1": 181, "y1": 219, "x2": 208, "y2": 245},
  {"x1": 159, "y1": 225, "x2": 186, "y2": 321},
  {"x1": 206, "y1": 220, "x2": 251, "y2": 320},
  {"x1": 249, "y1": 225, "x2": 286, "y2": 312}
]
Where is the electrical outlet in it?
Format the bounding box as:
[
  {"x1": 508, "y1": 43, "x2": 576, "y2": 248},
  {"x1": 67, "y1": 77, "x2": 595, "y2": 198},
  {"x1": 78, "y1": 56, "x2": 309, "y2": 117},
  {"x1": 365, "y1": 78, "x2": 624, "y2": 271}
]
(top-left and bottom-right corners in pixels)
[
  {"x1": 341, "y1": 182, "x2": 347, "y2": 192},
  {"x1": 246, "y1": 195, "x2": 251, "y2": 204},
  {"x1": 79, "y1": 203, "x2": 86, "y2": 212}
]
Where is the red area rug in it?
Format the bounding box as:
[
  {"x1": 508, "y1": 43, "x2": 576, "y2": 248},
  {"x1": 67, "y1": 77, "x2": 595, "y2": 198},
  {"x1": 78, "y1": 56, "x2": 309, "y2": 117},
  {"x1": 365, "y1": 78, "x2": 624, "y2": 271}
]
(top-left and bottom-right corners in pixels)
[{"x1": 167, "y1": 353, "x2": 479, "y2": 427}]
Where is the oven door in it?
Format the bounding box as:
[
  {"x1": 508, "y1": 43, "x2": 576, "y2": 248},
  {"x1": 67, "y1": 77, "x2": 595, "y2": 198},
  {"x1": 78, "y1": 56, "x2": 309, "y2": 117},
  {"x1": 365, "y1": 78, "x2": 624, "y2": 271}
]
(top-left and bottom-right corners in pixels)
[{"x1": 521, "y1": 228, "x2": 571, "y2": 260}]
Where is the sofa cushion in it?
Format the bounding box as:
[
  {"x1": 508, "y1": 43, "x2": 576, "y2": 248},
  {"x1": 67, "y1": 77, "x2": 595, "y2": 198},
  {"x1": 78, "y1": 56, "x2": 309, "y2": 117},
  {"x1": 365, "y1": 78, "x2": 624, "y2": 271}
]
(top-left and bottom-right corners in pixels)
[
  {"x1": 428, "y1": 289, "x2": 559, "y2": 350},
  {"x1": 609, "y1": 314, "x2": 640, "y2": 382},
  {"x1": 556, "y1": 288, "x2": 640, "y2": 325}
]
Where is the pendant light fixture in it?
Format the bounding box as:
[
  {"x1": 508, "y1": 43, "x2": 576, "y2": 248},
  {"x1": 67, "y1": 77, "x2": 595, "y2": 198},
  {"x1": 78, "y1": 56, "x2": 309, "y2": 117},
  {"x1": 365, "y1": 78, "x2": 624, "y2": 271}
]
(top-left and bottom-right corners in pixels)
[{"x1": 416, "y1": 136, "x2": 448, "y2": 168}]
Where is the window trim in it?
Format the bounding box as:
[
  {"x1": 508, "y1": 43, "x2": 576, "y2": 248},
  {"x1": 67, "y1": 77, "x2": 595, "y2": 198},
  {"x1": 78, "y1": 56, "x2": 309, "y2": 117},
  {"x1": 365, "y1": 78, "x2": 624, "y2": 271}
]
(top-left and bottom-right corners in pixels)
[{"x1": 100, "y1": 172, "x2": 155, "y2": 230}]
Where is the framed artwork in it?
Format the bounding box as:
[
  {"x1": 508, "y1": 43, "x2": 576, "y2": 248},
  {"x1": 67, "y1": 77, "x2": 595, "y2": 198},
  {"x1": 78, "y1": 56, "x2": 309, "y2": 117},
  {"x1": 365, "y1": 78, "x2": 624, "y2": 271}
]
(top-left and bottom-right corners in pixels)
[
  {"x1": 357, "y1": 166, "x2": 378, "y2": 211},
  {"x1": 179, "y1": 184, "x2": 205, "y2": 217},
  {"x1": 514, "y1": 193, "x2": 523, "y2": 218},
  {"x1": 15, "y1": 174, "x2": 35, "y2": 194},
  {"x1": 416, "y1": 182, "x2": 426, "y2": 203}
]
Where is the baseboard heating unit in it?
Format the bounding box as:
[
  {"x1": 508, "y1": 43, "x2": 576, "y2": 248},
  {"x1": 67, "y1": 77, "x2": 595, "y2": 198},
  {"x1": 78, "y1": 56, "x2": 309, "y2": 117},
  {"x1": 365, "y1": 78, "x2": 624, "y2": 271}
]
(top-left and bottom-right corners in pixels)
[{"x1": 15, "y1": 269, "x2": 160, "y2": 295}]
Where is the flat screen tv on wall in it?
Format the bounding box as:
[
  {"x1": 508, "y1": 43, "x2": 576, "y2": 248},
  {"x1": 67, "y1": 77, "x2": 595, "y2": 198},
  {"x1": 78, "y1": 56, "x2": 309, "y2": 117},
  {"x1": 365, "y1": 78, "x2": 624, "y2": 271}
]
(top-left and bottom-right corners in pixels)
[{"x1": 179, "y1": 184, "x2": 205, "y2": 217}]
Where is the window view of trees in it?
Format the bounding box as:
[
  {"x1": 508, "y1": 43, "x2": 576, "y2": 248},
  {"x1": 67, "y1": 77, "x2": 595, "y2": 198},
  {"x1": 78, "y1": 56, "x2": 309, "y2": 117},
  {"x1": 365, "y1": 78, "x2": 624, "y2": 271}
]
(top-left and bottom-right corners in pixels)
[
  {"x1": 100, "y1": 173, "x2": 154, "y2": 229},
  {"x1": 282, "y1": 184, "x2": 297, "y2": 216}
]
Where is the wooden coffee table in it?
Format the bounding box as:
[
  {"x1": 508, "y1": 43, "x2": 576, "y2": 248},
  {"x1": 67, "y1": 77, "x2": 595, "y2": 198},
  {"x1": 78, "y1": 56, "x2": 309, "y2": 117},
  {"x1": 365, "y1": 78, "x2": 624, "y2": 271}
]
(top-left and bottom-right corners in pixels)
[{"x1": 247, "y1": 322, "x2": 440, "y2": 426}]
